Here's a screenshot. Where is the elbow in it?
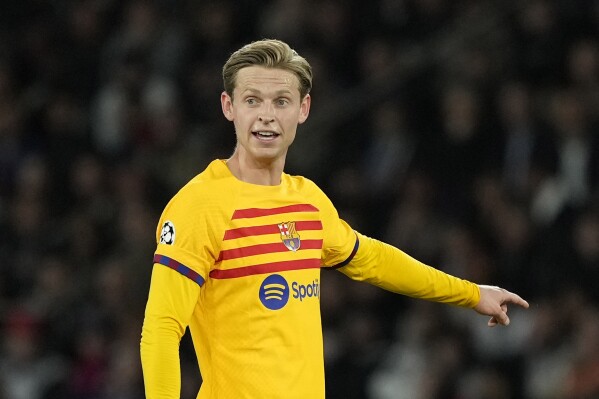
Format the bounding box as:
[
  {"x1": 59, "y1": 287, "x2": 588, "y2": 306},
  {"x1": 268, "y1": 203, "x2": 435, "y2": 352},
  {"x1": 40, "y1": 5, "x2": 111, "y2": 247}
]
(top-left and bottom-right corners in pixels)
[{"x1": 141, "y1": 313, "x2": 186, "y2": 349}]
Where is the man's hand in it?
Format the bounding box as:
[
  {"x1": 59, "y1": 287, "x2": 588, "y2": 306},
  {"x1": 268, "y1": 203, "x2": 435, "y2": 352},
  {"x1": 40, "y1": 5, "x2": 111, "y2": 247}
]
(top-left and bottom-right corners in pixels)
[{"x1": 474, "y1": 285, "x2": 530, "y2": 327}]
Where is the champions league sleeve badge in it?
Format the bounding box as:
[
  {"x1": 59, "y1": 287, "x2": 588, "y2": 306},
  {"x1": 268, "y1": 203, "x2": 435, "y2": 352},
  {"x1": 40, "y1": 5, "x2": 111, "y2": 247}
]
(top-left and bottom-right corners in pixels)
[{"x1": 159, "y1": 221, "x2": 176, "y2": 245}]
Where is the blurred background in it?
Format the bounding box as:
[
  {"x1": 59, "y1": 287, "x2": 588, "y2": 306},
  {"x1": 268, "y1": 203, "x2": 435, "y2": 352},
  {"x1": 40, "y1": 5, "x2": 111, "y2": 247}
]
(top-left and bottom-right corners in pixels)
[{"x1": 0, "y1": 0, "x2": 598, "y2": 398}]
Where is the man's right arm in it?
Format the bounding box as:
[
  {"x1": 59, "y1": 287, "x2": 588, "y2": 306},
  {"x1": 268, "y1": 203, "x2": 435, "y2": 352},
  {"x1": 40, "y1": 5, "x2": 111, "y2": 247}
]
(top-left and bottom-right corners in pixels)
[{"x1": 140, "y1": 264, "x2": 201, "y2": 398}]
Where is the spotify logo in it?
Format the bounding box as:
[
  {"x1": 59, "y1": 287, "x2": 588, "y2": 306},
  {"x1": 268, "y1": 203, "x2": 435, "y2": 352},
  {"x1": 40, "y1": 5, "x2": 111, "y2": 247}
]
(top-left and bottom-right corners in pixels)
[{"x1": 259, "y1": 274, "x2": 289, "y2": 310}]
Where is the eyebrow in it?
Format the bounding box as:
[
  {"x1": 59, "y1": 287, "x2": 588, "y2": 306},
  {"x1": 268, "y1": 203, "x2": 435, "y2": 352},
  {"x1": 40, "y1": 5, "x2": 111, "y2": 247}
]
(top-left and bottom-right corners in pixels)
[{"x1": 241, "y1": 88, "x2": 294, "y2": 97}]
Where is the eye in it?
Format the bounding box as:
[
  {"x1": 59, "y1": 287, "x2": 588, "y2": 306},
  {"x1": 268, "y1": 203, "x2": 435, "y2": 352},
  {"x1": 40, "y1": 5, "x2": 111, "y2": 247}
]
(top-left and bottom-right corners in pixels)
[
  {"x1": 276, "y1": 98, "x2": 289, "y2": 106},
  {"x1": 245, "y1": 97, "x2": 258, "y2": 105}
]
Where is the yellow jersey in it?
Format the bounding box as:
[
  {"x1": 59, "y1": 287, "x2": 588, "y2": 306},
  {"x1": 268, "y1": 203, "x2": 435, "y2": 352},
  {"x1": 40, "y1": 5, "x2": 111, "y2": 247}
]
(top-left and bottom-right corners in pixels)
[{"x1": 141, "y1": 159, "x2": 480, "y2": 398}]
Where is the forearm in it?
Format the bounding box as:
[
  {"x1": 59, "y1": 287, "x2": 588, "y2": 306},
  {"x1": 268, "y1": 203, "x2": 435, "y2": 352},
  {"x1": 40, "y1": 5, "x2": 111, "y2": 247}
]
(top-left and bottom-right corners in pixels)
[
  {"x1": 339, "y1": 233, "x2": 480, "y2": 307},
  {"x1": 141, "y1": 314, "x2": 183, "y2": 398},
  {"x1": 140, "y1": 265, "x2": 200, "y2": 398}
]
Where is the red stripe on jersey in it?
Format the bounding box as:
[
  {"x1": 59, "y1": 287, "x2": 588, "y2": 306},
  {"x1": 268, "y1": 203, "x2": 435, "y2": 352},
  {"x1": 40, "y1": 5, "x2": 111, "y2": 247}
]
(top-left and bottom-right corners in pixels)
[
  {"x1": 232, "y1": 204, "x2": 319, "y2": 219},
  {"x1": 210, "y1": 258, "x2": 321, "y2": 279},
  {"x1": 218, "y1": 239, "x2": 323, "y2": 261},
  {"x1": 223, "y1": 224, "x2": 277, "y2": 240},
  {"x1": 223, "y1": 220, "x2": 323, "y2": 240}
]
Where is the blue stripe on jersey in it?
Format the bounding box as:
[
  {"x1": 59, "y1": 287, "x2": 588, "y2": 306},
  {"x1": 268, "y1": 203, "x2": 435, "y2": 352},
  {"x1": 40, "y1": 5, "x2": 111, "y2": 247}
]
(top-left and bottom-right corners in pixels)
[{"x1": 153, "y1": 254, "x2": 205, "y2": 286}]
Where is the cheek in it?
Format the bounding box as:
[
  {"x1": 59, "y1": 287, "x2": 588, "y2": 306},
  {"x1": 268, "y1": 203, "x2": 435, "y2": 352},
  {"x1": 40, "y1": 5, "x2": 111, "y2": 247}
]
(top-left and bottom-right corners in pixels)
[
  {"x1": 232, "y1": 111, "x2": 252, "y2": 128},
  {"x1": 281, "y1": 111, "x2": 301, "y2": 128},
  {"x1": 284, "y1": 124, "x2": 298, "y2": 142}
]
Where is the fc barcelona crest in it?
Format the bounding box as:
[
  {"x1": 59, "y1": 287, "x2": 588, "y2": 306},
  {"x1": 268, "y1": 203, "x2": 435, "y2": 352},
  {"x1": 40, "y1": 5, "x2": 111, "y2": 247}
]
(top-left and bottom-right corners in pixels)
[{"x1": 278, "y1": 222, "x2": 301, "y2": 252}]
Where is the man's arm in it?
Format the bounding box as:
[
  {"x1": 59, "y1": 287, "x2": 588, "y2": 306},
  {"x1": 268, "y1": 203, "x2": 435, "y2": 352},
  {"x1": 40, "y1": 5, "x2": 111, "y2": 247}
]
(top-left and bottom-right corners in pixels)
[
  {"x1": 140, "y1": 264, "x2": 200, "y2": 398},
  {"x1": 338, "y1": 233, "x2": 528, "y2": 323}
]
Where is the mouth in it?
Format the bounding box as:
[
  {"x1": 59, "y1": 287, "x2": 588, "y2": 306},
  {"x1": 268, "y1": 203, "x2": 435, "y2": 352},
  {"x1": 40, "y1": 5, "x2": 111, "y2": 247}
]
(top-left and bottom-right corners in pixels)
[{"x1": 252, "y1": 131, "x2": 280, "y2": 141}]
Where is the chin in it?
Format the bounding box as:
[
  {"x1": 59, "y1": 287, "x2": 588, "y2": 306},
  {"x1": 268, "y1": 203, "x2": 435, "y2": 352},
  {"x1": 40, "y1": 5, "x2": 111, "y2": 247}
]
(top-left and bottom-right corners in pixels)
[{"x1": 252, "y1": 150, "x2": 284, "y2": 163}]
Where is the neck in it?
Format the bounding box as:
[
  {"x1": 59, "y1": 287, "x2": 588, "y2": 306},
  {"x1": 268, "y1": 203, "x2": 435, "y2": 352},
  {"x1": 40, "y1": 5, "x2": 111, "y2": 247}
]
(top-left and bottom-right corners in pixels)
[{"x1": 226, "y1": 150, "x2": 285, "y2": 186}]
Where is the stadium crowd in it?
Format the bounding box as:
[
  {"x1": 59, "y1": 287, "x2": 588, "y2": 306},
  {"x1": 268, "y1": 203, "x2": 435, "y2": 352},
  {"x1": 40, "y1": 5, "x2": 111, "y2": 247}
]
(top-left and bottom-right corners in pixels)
[{"x1": 0, "y1": 0, "x2": 598, "y2": 398}]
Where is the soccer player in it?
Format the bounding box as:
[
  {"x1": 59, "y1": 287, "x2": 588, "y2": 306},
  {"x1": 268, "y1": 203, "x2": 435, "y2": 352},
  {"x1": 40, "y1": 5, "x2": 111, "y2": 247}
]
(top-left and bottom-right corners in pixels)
[{"x1": 140, "y1": 39, "x2": 529, "y2": 398}]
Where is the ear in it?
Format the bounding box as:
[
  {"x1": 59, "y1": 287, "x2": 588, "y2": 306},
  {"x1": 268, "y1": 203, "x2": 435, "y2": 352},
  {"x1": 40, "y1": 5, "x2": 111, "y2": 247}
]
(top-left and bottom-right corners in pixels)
[
  {"x1": 221, "y1": 91, "x2": 234, "y2": 121},
  {"x1": 298, "y1": 94, "x2": 311, "y2": 124}
]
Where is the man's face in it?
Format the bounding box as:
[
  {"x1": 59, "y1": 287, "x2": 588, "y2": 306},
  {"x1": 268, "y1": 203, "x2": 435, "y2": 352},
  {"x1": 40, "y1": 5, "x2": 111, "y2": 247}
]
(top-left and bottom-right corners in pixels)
[{"x1": 221, "y1": 66, "x2": 311, "y2": 164}]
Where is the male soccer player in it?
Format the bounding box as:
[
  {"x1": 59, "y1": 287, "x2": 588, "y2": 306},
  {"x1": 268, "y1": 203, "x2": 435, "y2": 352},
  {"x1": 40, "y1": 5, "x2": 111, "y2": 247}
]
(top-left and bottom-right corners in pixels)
[{"x1": 140, "y1": 39, "x2": 529, "y2": 398}]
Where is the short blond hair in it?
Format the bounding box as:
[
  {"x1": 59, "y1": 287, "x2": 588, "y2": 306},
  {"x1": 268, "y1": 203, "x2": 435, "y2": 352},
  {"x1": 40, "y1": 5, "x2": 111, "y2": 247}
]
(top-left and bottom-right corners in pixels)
[{"x1": 222, "y1": 39, "x2": 313, "y2": 100}]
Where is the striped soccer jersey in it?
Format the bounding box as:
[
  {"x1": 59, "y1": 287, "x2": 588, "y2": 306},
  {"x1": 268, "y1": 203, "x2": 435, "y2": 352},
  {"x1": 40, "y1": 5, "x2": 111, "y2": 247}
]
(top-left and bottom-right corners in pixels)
[{"x1": 153, "y1": 159, "x2": 358, "y2": 398}]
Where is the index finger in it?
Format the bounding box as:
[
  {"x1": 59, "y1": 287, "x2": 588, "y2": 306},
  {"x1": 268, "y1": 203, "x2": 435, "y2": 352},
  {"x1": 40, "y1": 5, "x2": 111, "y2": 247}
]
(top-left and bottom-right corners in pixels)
[{"x1": 505, "y1": 292, "x2": 529, "y2": 309}]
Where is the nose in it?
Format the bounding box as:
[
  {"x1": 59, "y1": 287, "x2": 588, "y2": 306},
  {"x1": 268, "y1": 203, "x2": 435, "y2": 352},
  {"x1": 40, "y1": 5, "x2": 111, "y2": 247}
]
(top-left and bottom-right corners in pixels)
[
  {"x1": 258, "y1": 115, "x2": 274, "y2": 123},
  {"x1": 258, "y1": 103, "x2": 275, "y2": 123}
]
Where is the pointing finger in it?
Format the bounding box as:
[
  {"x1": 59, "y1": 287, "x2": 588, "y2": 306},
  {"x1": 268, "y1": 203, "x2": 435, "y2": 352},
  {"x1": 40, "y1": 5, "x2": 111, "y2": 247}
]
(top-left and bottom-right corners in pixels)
[{"x1": 506, "y1": 292, "x2": 529, "y2": 309}]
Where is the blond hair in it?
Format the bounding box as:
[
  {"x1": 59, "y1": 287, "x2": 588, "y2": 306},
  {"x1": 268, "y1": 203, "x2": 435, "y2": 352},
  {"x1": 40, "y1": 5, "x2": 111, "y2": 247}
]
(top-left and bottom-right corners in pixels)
[{"x1": 222, "y1": 39, "x2": 312, "y2": 100}]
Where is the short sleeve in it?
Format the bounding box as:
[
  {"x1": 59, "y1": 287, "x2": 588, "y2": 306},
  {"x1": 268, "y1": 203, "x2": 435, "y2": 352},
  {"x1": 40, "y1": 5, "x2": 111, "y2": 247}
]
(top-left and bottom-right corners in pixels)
[
  {"x1": 153, "y1": 183, "x2": 222, "y2": 286},
  {"x1": 306, "y1": 183, "x2": 359, "y2": 268}
]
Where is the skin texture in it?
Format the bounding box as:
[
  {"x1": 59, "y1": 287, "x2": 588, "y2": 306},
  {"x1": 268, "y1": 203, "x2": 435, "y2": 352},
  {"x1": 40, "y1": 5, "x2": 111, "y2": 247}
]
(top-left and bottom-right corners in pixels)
[{"x1": 221, "y1": 66, "x2": 311, "y2": 186}]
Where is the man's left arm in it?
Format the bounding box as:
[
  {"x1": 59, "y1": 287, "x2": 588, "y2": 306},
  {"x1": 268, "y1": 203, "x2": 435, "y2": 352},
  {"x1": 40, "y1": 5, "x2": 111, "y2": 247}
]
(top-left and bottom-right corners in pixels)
[{"x1": 338, "y1": 232, "x2": 528, "y2": 324}]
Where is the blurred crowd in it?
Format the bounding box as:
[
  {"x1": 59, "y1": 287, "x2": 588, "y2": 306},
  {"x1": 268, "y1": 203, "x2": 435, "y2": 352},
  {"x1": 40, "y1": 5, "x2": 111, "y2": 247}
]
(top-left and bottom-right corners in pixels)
[{"x1": 0, "y1": 0, "x2": 598, "y2": 398}]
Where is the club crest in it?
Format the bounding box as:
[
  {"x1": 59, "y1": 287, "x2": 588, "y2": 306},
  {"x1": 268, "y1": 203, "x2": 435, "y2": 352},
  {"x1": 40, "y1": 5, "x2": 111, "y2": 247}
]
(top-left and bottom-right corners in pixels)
[{"x1": 278, "y1": 222, "x2": 301, "y2": 252}]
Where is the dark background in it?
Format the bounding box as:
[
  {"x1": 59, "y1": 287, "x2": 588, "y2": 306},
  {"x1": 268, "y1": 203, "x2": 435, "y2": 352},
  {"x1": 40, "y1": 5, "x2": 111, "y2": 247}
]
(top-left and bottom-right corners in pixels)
[{"x1": 0, "y1": 0, "x2": 598, "y2": 398}]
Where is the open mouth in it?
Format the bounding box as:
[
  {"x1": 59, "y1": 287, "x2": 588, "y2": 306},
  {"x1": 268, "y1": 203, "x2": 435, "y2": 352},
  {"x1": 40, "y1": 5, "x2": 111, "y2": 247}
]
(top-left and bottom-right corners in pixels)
[{"x1": 252, "y1": 131, "x2": 280, "y2": 141}]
